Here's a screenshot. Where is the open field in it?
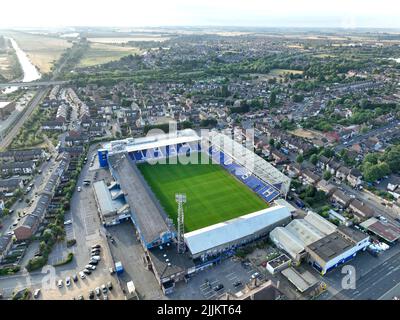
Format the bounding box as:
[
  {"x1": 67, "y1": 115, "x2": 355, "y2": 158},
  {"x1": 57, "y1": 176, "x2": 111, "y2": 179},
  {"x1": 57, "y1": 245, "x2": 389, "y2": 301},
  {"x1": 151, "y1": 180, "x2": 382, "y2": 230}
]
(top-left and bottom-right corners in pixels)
[
  {"x1": 87, "y1": 36, "x2": 169, "y2": 44},
  {"x1": 137, "y1": 157, "x2": 269, "y2": 232},
  {"x1": 269, "y1": 68, "x2": 304, "y2": 76},
  {"x1": 3, "y1": 32, "x2": 72, "y2": 74},
  {"x1": 78, "y1": 42, "x2": 141, "y2": 67}
]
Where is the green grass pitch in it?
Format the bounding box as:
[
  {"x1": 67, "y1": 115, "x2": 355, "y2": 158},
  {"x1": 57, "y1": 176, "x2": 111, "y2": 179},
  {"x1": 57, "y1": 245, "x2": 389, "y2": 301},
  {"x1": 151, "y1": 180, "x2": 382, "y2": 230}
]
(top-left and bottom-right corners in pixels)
[{"x1": 137, "y1": 159, "x2": 269, "y2": 232}]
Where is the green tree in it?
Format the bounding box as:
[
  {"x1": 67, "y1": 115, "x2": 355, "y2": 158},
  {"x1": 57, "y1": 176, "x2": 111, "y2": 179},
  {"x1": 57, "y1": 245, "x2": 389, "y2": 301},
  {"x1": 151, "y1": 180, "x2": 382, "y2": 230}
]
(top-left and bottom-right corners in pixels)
[
  {"x1": 323, "y1": 170, "x2": 332, "y2": 180},
  {"x1": 309, "y1": 154, "x2": 318, "y2": 165},
  {"x1": 296, "y1": 154, "x2": 304, "y2": 164}
]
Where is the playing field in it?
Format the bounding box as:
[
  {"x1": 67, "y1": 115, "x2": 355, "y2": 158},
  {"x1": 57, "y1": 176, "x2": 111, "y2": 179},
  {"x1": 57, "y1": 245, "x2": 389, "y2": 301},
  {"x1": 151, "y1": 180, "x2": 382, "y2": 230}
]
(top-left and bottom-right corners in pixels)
[{"x1": 137, "y1": 160, "x2": 269, "y2": 232}]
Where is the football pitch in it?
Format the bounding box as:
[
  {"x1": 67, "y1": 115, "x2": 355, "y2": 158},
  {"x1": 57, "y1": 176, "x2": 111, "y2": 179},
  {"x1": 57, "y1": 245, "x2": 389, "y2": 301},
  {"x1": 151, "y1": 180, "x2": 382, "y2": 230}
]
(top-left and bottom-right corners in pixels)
[{"x1": 137, "y1": 160, "x2": 269, "y2": 232}]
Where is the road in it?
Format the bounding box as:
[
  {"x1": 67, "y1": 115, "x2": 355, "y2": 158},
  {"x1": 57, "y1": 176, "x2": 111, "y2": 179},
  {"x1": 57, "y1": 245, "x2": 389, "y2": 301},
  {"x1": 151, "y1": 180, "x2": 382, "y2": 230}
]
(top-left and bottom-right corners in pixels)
[
  {"x1": 0, "y1": 88, "x2": 48, "y2": 150},
  {"x1": 329, "y1": 250, "x2": 400, "y2": 300},
  {"x1": 334, "y1": 120, "x2": 400, "y2": 152}
]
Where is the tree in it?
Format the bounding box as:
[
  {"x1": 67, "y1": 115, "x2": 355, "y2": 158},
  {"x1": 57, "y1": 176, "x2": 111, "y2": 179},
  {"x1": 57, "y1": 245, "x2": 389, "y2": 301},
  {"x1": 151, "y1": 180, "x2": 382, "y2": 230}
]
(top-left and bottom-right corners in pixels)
[
  {"x1": 309, "y1": 154, "x2": 318, "y2": 165},
  {"x1": 275, "y1": 141, "x2": 282, "y2": 150},
  {"x1": 323, "y1": 170, "x2": 332, "y2": 180},
  {"x1": 269, "y1": 91, "x2": 277, "y2": 107},
  {"x1": 296, "y1": 154, "x2": 304, "y2": 164},
  {"x1": 269, "y1": 138, "x2": 275, "y2": 147}
]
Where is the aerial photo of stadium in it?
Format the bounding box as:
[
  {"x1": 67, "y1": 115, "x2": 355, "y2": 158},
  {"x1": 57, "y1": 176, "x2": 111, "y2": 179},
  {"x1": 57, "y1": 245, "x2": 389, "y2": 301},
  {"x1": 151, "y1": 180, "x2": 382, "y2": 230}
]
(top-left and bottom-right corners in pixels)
[{"x1": 96, "y1": 128, "x2": 293, "y2": 293}]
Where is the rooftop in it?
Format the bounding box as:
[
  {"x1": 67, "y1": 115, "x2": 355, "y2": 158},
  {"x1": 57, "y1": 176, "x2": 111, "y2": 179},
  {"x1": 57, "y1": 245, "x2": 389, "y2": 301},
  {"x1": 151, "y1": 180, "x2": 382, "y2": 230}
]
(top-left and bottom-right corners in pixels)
[
  {"x1": 184, "y1": 205, "x2": 291, "y2": 256},
  {"x1": 360, "y1": 217, "x2": 400, "y2": 243}
]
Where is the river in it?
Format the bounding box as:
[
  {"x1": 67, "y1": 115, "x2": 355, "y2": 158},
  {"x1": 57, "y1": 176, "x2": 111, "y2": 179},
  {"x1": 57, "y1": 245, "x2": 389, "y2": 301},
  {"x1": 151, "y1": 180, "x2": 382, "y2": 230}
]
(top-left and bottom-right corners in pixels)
[{"x1": 2, "y1": 37, "x2": 41, "y2": 93}]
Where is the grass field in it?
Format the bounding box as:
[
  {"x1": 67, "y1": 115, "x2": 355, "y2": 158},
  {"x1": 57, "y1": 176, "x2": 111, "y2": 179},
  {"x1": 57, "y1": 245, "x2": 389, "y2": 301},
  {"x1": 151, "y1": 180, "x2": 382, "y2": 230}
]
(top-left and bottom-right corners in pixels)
[
  {"x1": 4, "y1": 32, "x2": 72, "y2": 74},
  {"x1": 138, "y1": 159, "x2": 268, "y2": 232},
  {"x1": 78, "y1": 42, "x2": 141, "y2": 67}
]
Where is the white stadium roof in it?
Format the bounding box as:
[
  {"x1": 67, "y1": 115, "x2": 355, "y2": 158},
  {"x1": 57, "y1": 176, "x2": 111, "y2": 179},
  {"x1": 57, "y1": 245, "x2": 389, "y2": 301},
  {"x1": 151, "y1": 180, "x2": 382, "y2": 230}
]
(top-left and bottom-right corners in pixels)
[
  {"x1": 184, "y1": 205, "x2": 291, "y2": 256},
  {"x1": 104, "y1": 129, "x2": 201, "y2": 154},
  {"x1": 206, "y1": 131, "x2": 291, "y2": 196}
]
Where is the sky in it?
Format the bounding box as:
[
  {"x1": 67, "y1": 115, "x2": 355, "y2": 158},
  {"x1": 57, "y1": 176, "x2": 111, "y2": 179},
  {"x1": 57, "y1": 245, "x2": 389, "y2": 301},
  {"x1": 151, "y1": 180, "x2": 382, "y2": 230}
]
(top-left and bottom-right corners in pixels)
[{"x1": 1, "y1": 0, "x2": 400, "y2": 29}]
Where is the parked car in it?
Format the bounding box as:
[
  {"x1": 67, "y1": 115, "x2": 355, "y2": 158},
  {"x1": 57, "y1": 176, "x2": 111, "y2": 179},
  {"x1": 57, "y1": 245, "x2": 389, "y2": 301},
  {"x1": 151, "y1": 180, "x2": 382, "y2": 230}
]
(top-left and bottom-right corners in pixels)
[
  {"x1": 89, "y1": 259, "x2": 99, "y2": 266},
  {"x1": 214, "y1": 284, "x2": 224, "y2": 291},
  {"x1": 88, "y1": 290, "x2": 95, "y2": 300},
  {"x1": 83, "y1": 269, "x2": 91, "y2": 275},
  {"x1": 86, "y1": 264, "x2": 96, "y2": 271},
  {"x1": 91, "y1": 244, "x2": 101, "y2": 249},
  {"x1": 107, "y1": 282, "x2": 113, "y2": 291},
  {"x1": 101, "y1": 284, "x2": 107, "y2": 294},
  {"x1": 91, "y1": 256, "x2": 101, "y2": 261},
  {"x1": 95, "y1": 287, "x2": 101, "y2": 297},
  {"x1": 72, "y1": 274, "x2": 78, "y2": 282},
  {"x1": 79, "y1": 271, "x2": 86, "y2": 279},
  {"x1": 65, "y1": 277, "x2": 71, "y2": 287},
  {"x1": 77, "y1": 295, "x2": 84, "y2": 300},
  {"x1": 33, "y1": 289, "x2": 41, "y2": 299},
  {"x1": 64, "y1": 220, "x2": 72, "y2": 225},
  {"x1": 57, "y1": 280, "x2": 63, "y2": 288}
]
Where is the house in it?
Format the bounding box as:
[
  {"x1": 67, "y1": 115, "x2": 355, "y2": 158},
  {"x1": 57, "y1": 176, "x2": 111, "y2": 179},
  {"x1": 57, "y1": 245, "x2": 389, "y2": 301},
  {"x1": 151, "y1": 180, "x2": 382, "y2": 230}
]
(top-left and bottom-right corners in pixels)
[
  {"x1": 14, "y1": 214, "x2": 40, "y2": 240},
  {"x1": 316, "y1": 179, "x2": 337, "y2": 197},
  {"x1": 0, "y1": 178, "x2": 24, "y2": 193},
  {"x1": 0, "y1": 148, "x2": 44, "y2": 162},
  {"x1": 348, "y1": 199, "x2": 374, "y2": 221},
  {"x1": 42, "y1": 120, "x2": 66, "y2": 131},
  {"x1": 317, "y1": 155, "x2": 331, "y2": 170},
  {"x1": 286, "y1": 163, "x2": 302, "y2": 178},
  {"x1": 0, "y1": 161, "x2": 36, "y2": 175},
  {"x1": 331, "y1": 190, "x2": 352, "y2": 208},
  {"x1": 326, "y1": 160, "x2": 341, "y2": 175},
  {"x1": 347, "y1": 168, "x2": 363, "y2": 187},
  {"x1": 65, "y1": 131, "x2": 89, "y2": 146},
  {"x1": 0, "y1": 234, "x2": 13, "y2": 262},
  {"x1": 302, "y1": 169, "x2": 321, "y2": 185},
  {"x1": 270, "y1": 149, "x2": 289, "y2": 164},
  {"x1": 336, "y1": 166, "x2": 351, "y2": 180},
  {"x1": 59, "y1": 146, "x2": 84, "y2": 158}
]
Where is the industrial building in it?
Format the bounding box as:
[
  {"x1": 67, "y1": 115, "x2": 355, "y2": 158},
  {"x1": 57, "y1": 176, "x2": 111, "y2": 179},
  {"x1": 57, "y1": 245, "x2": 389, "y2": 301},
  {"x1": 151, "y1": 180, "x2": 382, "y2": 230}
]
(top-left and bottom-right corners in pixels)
[
  {"x1": 270, "y1": 211, "x2": 369, "y2": 274},
  {"x1": 306, "y1": 226, "x2": 370, "y2": 275},
  {"x1": 360, "y1": 217, "x2": 400, "y2": 243},
  {"x1": 92, "y1": 180, "x2": 130, "y2": 226}
]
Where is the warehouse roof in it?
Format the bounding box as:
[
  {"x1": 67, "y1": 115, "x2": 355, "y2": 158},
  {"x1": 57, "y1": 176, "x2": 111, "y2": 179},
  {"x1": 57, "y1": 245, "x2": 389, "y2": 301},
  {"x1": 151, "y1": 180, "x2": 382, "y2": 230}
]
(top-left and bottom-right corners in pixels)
[
  {"x1": 93, "y1": 181, "x2": 118, "y2": 217},
  {"x1": 270, "y1": 227, "x2": 305, "y2": 259},
  {"x1": 306, "y1": 231, "x2": 355, "y2": 262},
  {"x1": 304, "y1": 211, "x2": 337, "y2": 236},
  {"x1": 185, "y1": 205, "x2": 291, "y2": 256},
  {"x1": 109, "y1": 153, "x2": 171, "y2": 245},
  {"x1": 360, "y1": 217, "x2": 400, "y2": 243}
]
